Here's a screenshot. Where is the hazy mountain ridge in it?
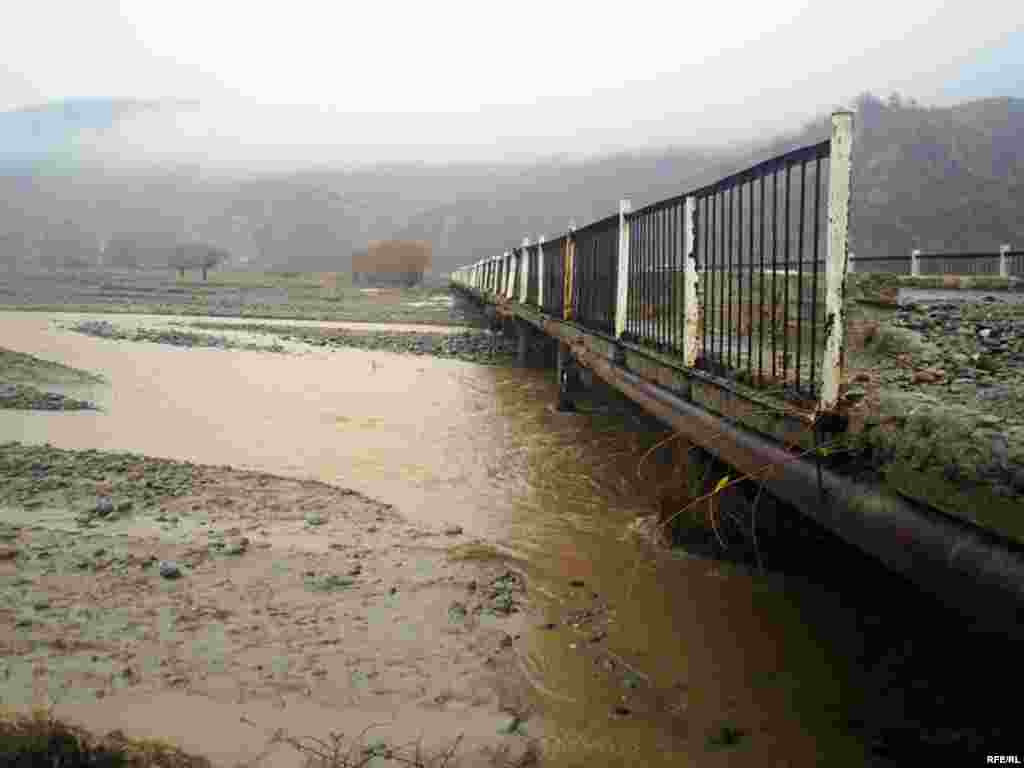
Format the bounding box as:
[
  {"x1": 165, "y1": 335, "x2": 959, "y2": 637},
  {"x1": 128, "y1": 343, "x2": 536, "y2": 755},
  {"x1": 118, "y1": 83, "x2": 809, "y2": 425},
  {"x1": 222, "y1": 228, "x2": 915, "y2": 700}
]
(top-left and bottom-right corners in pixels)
[
  {"x1": 397, "y1": 94, "x2": 1024, "y2": 271},
  {"x1": 1, "y1": 93, "x2": 1022, "y2": 274}
]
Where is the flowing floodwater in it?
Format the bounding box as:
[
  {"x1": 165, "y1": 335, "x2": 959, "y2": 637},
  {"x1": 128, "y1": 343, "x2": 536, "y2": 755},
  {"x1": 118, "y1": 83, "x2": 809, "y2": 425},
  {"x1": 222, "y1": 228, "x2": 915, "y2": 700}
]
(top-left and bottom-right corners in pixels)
[{"x1": 1, "y1": 311, "x2": 874, "y2": 765}]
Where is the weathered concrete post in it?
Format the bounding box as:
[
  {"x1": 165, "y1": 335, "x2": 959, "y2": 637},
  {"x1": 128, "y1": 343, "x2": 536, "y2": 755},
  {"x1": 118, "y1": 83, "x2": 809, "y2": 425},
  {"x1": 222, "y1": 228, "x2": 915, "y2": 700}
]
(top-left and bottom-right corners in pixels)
[
  {"x1": 682, "y1": 196, "x2": 701, "y2": 367},
  {"x1": 537, "y1": 236, "x2": 546, "y2": 308},
  {"x1": 564, "y1": 221, "x2": 576, "y2": 321},
  {"x1": 911, "y1": 248, "x2": 921, "y2": 277},
  {"x1": 820, "y1": 109, "x2": 855, "y2": 412},
  {"x1": 520, "y1": 237, "x2": 530, "y2": 303},
  {"x1": 615, "y1": 199, "x2": 632, "y2": 338},
  {"x1": 999, "y1": 244, "x2": 1010, "y2": 279},
  {"x1": 504, "y1": 251, "x2": 514, "y2": 299}
]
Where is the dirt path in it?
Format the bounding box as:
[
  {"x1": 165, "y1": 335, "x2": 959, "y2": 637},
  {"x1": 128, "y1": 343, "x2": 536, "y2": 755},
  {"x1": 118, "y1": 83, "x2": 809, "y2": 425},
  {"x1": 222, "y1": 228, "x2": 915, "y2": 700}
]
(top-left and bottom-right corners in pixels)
[{"x1": 0, "y1": 444, "x2": 539, "y2": 767}]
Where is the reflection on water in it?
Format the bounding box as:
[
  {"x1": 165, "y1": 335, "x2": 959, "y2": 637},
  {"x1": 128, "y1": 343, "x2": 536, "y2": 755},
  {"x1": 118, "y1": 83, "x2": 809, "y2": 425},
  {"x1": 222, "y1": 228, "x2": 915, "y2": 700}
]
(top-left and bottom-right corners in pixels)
[{"x1": 0, "y1": 311, "x2": 868, "y2": 765}]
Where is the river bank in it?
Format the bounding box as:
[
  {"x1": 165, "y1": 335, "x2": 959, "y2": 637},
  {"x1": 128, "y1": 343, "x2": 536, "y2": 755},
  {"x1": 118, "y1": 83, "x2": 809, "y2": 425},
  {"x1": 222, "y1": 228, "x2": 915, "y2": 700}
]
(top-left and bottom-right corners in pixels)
[{"x1": 0, "y1": 441, "x2": 540, "y2": 767}]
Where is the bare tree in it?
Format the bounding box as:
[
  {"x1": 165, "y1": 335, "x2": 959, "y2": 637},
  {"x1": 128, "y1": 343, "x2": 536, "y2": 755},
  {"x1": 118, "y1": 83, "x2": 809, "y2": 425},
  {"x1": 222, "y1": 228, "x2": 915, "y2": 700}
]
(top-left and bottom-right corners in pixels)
[{"x1": 170, "y1": 242, "x2": 231, "y2": 280}]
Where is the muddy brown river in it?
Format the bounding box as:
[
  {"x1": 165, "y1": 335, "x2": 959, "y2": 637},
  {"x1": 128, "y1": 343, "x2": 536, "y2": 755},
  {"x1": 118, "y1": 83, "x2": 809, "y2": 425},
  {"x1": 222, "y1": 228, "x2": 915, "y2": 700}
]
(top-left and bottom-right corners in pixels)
[{"x1": 1, "y1": 311, "x2": 876, "y2": 765}]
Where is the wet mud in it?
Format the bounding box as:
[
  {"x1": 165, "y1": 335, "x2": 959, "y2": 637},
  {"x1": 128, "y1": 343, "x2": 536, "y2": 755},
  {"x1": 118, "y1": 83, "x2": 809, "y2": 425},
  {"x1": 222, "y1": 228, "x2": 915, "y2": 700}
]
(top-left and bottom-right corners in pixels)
[
  {"x1": 2, "y1": 306, "x2": 1022, "y2": 765},
  {"x1": 0, "y1": 443, "x2": 539, "y2": 767}
]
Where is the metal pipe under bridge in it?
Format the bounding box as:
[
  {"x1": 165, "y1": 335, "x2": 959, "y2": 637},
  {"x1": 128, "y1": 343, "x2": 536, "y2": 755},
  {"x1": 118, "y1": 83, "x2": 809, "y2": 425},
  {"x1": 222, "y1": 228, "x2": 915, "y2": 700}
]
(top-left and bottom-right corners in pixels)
[{"x1": 450, "y1": 111, "x2": 1024, "y2": 633}]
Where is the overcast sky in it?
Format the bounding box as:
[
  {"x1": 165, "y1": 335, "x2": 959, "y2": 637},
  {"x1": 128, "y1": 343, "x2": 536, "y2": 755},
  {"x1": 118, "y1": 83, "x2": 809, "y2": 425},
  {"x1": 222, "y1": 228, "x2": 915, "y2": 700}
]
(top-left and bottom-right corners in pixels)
[{"x1": 3, "y1": 0, "x2": 1021, "y2": 168}]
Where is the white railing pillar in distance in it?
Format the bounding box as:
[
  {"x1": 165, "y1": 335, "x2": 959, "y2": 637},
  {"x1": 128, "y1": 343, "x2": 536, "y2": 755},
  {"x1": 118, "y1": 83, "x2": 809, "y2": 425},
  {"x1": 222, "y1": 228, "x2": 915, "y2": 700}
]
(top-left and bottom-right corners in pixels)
[
  {"x1": 520, "y1": 237, "x2": 530, "y2": 303},
  {"x1": 911, "y1": 249, "x2": 921, "y2": 277},
  {"x1": 614, "y1": 199, "x2": 632, "y2": 338},
  {"x1": 505, "y1": 251, "x2": 514, "y2": 299},
  {"x1": 821, "y1": 109, "x2": 855, "y2": 412},
  {"x1": 564, "y1": 221, "x2": 576, "y2": 320},
  {"x1": 1000, "y1": 244, "x2": 1010, "y2": 279},
  {"x1": 537, "y1": 236, "x2": 546, "y2": 308},
  {"x1": 682, "y1": 196, "x2": 701, "y2": 367}
]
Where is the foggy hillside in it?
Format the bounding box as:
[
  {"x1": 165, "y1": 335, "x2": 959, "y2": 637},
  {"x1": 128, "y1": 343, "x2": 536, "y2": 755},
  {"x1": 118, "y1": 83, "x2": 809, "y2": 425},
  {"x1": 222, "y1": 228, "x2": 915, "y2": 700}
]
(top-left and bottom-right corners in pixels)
[
  {"x1": 1, "y1": 93, "x2": 1022, "y2": 274},
  {"x1": 397, "y1": 93, "x2": 1024, "y2": 271}
]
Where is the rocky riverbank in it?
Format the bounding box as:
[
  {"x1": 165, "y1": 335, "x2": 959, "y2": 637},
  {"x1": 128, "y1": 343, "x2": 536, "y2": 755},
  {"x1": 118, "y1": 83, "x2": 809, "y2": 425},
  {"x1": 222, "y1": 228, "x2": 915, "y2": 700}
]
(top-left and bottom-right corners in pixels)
[
  {"x1": 187, "y1": 320, "x2": 545, "y2": 366},
  {"x1": 0, "y1": 383, "x2": 97, "y2": 411},
  {"x1": 885, "y1": 297, "x2": 1024, "y2": 420},
  {"x1": 0, "y1": 347, "x2": 102, "y2": 412},
  {"x1": 69, "y1": 319, "x2": 286, "y2": 353},
  {"x1": 0, "y1": 442, "x2": 540, "y2": 767}
]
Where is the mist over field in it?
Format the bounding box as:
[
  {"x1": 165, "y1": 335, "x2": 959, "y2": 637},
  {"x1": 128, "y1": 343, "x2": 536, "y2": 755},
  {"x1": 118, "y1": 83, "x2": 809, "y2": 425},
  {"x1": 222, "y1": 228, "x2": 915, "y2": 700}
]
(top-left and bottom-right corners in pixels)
[{"x1": 1, "y1": 1, "x2": 1021, "y2": 274}]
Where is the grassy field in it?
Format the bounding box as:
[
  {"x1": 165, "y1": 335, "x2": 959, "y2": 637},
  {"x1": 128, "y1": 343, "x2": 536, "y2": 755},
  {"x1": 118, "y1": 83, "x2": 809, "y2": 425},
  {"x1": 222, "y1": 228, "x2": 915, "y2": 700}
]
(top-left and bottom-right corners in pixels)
[{"x1": 0, "y1": 267, "x2": 483, "y2": 327}]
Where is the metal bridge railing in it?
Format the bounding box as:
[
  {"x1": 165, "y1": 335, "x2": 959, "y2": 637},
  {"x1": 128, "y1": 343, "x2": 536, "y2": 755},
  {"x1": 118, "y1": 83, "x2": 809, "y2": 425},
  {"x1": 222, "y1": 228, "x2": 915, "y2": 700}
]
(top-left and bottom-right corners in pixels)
[
  {"x1": 849, "y1": 247, "x2": 1022, "y2": 278},
  {"x1": 693, "y1": 139, "x2": 831, "y2": 402},
  {"x1": 526, "y1": 244, "x2": 540, "y2": 306},
  {"x1": 572, "y1": 214, "x2": 620, "y2": 336},
  {"x1": 849, "y1": 255, "x2": 912, "y2": 275},
  {"x1": 542, "y1": 236, "x2": 566, "y2": 318},
  {"x1": 450, "y1": 111, "x2": 856, "y2": 412},
  {"x1": 624, "y1": 196, "x2": 687, "y2": 356}
]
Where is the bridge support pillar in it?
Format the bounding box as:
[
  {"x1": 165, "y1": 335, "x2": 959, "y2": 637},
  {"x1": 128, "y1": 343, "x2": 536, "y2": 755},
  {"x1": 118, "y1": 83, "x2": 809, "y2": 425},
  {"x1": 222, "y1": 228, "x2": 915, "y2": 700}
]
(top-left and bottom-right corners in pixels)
[
  {"x1": 556, "y1": 342, "x2": 577, "y2": 412},
  {"x1": 516, "y1": 320, "x2": 530, "y2": 367}
]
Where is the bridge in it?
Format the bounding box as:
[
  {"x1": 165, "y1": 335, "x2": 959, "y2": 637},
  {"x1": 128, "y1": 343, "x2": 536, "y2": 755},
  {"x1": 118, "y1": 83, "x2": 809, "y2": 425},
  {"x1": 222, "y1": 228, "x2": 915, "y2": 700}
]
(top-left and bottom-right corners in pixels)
[{"x1": 450, "y1": 111, "x2": 1024, "y2": 631}]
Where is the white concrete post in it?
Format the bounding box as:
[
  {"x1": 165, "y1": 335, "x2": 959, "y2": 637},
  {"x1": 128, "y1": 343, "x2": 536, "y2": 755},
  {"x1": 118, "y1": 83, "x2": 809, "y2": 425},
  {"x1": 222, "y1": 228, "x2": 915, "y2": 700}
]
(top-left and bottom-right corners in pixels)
[
  {"x1": 682, "y1": 196, "x2": 701, "y2": 367},
  {"x1": 821, "y1": 110, "x2": 855, "y2": 411},
  {"x1": 502, "y1": 251, "x2": 511, "y2": 299},
  {"x1": 911, "y1": 249, "x2": 921, "y2": 277},
  {"x1": 519, "y1": 237, "x2": 530, "y2": 303},
  {"x1": 614, "y1": 199, "x2": 632, "y2": 338},
  {"x1": 999, "y1": 244, "x2": 1010, "y2": 279},
  {"x1": 537, "y1": 236, "x2": 546, "y2": 308},
  {"x1": 565, "y1": 221, "x2": 577, "y2": 320}
]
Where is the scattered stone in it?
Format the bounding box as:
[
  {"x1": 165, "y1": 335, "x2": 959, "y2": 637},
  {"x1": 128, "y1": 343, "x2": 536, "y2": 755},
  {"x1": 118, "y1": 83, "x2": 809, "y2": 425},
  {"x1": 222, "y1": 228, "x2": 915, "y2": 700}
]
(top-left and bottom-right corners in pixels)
[
  {"x1": 448, "y1": 601, "x2": 468, "y2": 622},
  {"x1": 569, "y1": 579, "x2": 585, "y2": 588},
  {"x1": 94, "y1": 497, "x2": 115, "y2": 517},
  {"x1": 0, "y1": 546, "x2": 18, "y2": 561},
  {"x1": 497, "y1": 716, "x2": 525, "y2": 736},
  {"x1": 224, "y1": 538, "x2": 248, "y2": 556},
  {"x1": 707, "y1": 725, "x2": 746, "y2": 749},
  {"x1": 158, "y1": 560, "x2": 182, "y2": 579},
  {"x1": 306, "y1": 573, "x2": 355, "y2": 593},
  {"x1": 911, "y1": 368, "x2": 945, "y2": 384},
  {"x1": 305, "y1": 512, "x2": 326, "y2": 526},
  {"x1": 348, "y1": 563, "x2": 362, "y2": 576},
  {"x1": 843, "y1": 388, "x2": 867, "y2": 402},
  {"x1": 444, "y1": 524, "x2": 464, "y2": 536}
]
